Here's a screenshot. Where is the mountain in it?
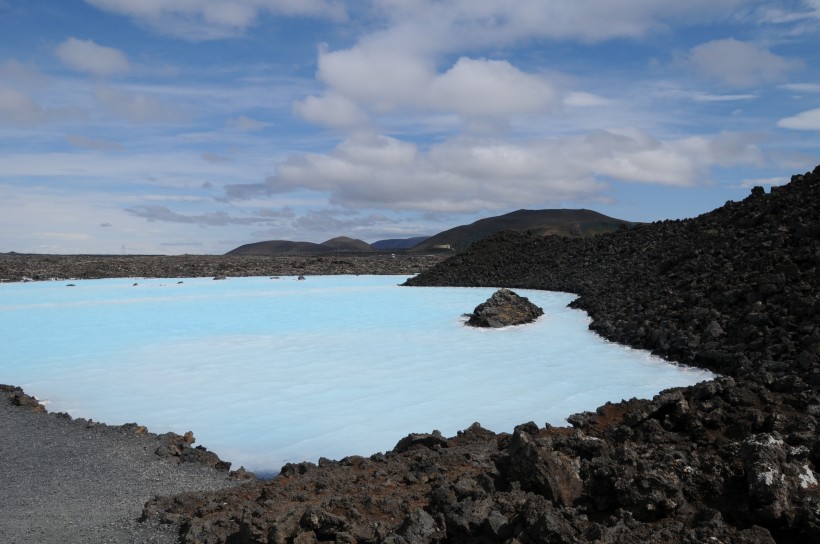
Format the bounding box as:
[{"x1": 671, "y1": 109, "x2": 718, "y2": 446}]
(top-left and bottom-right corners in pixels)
[
  {"x1": 409, "y1": 208, "x2": 634, "y2": 253},
  {"x1": 225, "y1": 209, "x2": 633, "y2": 255},
  {"x1": 371, "y1": 236, "x2": 431, "y2": 250},
  {"x1": 226, "y1": 237, "x2": 372, "y2": 256},
  {"x1": 320, "y1": 236, "x2": 373, "y2": 252},
  {"x1": 225, "y1": 240, "x2": 322, "y2": 255}
]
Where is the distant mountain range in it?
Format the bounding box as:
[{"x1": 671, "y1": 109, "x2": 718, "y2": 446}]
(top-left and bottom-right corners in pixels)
[
  {"x1": 225, "y1": 209, "x2": 634, "y2": 256},
  {"x1": 226, "y1": 236, "x2": 374, "y2": 256},
  {"x1": 410, "y1": 208, "x2": 633, "y2": 253},
  {"x1": 370, "y1": 237, "x2": 431, "y2": 250}
]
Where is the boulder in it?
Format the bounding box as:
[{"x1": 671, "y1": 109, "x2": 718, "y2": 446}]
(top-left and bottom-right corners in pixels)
[
  {"x1": 393, "y1": 430, "x2": 449, "y2": 453},
  {"x1": 466, "y1": 288, "x2": 544, "y2": 328},
  {"x1": 505, "y1": 429, "x2": 583, "y2": 507}
]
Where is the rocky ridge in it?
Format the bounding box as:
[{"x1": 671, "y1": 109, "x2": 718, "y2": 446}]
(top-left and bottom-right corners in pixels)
[
  {"x1": 0, "y1": 254, "x2": 444, "y2": 283},
  {"x1": 140, "y1": 167, "x2": 820, "y2": 544}
]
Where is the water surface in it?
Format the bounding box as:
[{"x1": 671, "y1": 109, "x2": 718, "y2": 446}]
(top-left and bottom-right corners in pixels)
[{"x1": 0, "y1": 275, "x2": 713, "y2": 472}]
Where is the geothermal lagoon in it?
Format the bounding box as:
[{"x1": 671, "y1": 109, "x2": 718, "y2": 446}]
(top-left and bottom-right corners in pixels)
[{"x1": 0, "y1": 275, "x2": 713, "y2": 473}]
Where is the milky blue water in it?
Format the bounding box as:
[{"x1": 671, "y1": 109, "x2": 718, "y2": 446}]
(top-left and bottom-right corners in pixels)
[{"x1": 0, "y1": 275, "x2": 713, "y2": 473}]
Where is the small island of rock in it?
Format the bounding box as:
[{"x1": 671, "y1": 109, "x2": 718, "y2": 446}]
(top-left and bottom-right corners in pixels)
[{"x1": 466, "y1": 288, "x2": 544, "y2": 328}]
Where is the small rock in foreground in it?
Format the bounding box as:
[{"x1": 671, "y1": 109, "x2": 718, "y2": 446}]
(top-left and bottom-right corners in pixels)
[{"x1": 466, "y1": 288, "x2": 544, "y2": 328}]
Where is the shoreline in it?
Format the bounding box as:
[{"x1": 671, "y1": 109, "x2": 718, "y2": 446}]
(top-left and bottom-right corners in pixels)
[
  {"x1": 151, "y1": 167, "x2": 817, "y2": 542},
  {"x1": 1, "y1": 166, "x2": 818, "y2": 542},
  {"x1": 0, "y1": 253, "x2": 447, "y2": 284},
  {"x1": 0, "y1": 255, "x2": 449, "y2": 542},
  {"x1": 0, "y1": 385, "x2": 252, "y2": 544},
  {"x1": 2, "y1": 277, "x2": 713, "y2": 480}
]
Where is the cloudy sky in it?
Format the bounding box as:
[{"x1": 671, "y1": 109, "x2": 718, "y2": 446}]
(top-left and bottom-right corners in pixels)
[{"x1": 1, "y1": 1, "x2": 818, "y2": 254}]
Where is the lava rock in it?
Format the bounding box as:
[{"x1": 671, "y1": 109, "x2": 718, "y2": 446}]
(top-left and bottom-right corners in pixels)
[
  {"x1": 124, "y1": 165, "x2": 820, "y2": 542},
  {"x1": 505, "y1": 429, "x2": 582, "y2": 507},
  {"x1": 465, "y1": 288, "x2": 544, "y2": 328},
  {"x1": 0, "y1": 384, "x2": 46, "y2": 412},
  {"x1": 393, "y1": 430, "x2": 449, "y2": 453},
  {"x1": 0, "y1": 253, "x2": 446, "y2": 283}
]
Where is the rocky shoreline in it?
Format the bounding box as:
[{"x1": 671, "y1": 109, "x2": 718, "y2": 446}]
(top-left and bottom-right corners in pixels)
[
  {"x1": 141, "y1": 166, "x2": 818, "y2": 543},
  {"x1": 2, "y1": 166, "x2": 818, "y2": 543},
  {"x1": 0, "y1": 253, "x2": 446, "y2": 283},
  {"x1": 0, "y1": 385, "x2": 250, "y2": 543}
]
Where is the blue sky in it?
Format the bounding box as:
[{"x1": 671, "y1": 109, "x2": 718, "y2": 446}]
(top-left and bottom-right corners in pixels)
[{"x1": 1, "y1": 1, "x2": 818, "y2": 254}]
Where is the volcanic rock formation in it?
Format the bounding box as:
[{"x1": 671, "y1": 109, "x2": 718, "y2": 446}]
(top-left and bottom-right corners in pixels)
[
  {"x1": 136, "y1": 165, "x2": 820, "y2": 542},
  {"x1": 465, "y1": 288, "x2": 544, "y2": 328}
]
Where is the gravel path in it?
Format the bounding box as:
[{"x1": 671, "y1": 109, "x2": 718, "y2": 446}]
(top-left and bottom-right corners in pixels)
[{"x1": 0, "y1": 389, "x2": 247, "y2": 544}]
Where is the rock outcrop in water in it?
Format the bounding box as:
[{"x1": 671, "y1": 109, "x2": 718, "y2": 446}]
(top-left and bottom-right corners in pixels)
[
  {"x1": 139, "y1": 166, "x2": 820, "y2": 543},
  {"x1": 406, "y1": 169, "x2": 820, "y2": 389},
  {"x1": 465, "y1": 288, "x2": 544, "y2": 328}
]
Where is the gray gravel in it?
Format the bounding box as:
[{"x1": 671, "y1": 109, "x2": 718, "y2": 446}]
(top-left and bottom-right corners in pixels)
[{"x1": 0, "y1": 394, "x2": 247, "y2": 543}]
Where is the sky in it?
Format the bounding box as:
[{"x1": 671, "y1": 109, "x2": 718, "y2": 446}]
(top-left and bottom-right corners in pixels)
[{"x1": 0, "y1": 1, "x2": 818, "y2": 255}]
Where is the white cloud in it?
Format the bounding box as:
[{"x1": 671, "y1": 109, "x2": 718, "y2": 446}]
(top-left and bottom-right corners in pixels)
[
  {"x1": 0, "y1": 59, "x2": 50, "y2": 87},
  {"x1": 564, "y1": 91, "x2": 613, "y2": 107},
  {"x1": 201, "y1": 152, "x2": 232, "y2": 163},
  {"x1": 0, "y1": 181, "x2": 241, "y2": 254},
  {"x1": 648, "y1": 83, "x2": 758, "y2": 105},
  {"x1": 780, "y1": 82, "x2": 820, "y2": 93},
  {"x1": 372, "y1": 0, "x2": 747, "y2": 47},
  {"x1": 0, "y1": 151, "x2": 253, "y2": 187},
  {"x1": 0, "y1": 85, "x2": 86, "y2": 126},
  {"x1": 429, "y1": 57, "x2": 559, "y2": 117},
  {"x1": 294, "y1": 93, "x2": 368, "y2": 128},
  {"x1": 751, "y1": 1, "x2": 820, "y2": 35},
  {"x1": 777, "y1": 108, "x2": 820, "y2": 130},
  {"x1": 688, "y1": 38, "x2": 801, "y2": 87},
  {"x1": 65, "y1": 134, "x2": 123, "y2": 151},
  {"x1": 126, "y1": 205, "x2": 268, "y2": 226},
  {"x1": 55, "y1": 38, "x2": 131, "y2": 77},
  {"x1": 754, "y1": 4, "x2": 814, "y2": 24},
  {"x1": 226, "y1": 115, "x2": 265, "y2": 131},
  {"x1": 307, "y1": 45, "x2": 560, "y2": 128},
  {"x1": 581, "y1": 129, "x2": 762, "y2": 185},
  {"x1": 689, "y1": 92, "x2": 757, "y2": 102},
  {"x1": 316, "y1": 45, "x2": 434, "y2": 113},
  {"x1": 226, "y1": 129, "x2": 762, "y2": 213},
  {"x1": 299, "y1": 2, "x2": 754, "y2": 132},
  {"x1": 0, "y1": 86, "x2": 45, "y2": 124},
  {"x1": 85, "y1": 0, "x2": 347, "y2": 40},
  {"x1": 94, "y1": 85, "x2": 186, "y2": 123}
]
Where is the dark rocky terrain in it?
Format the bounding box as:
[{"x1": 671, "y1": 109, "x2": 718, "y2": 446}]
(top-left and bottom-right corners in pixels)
[
  {"x1": 0, "y1": 253, "x2": 444, "y2": 283},
  {"x1": 138, "y1": 166, "x2": 820, "y2": 543},
  {"x1": 2, "y1": 167, "x2": 817, "y2": 543},
  {"x1": 465, "y1": 288, "x2": 544, "y2": 328}
]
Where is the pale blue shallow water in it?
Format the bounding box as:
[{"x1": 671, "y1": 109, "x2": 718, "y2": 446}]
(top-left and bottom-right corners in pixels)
[{"x1": 0, "y1": 275, "x2": 713, "y2": 473}]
